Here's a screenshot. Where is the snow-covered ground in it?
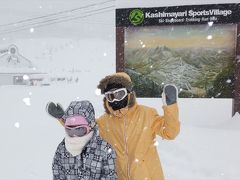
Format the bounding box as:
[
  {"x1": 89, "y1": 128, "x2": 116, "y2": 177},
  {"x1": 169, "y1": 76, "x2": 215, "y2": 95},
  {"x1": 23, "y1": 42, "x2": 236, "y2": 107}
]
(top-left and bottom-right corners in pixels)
[
  {"x1": 0, "y1": 83, "x2": 239, "y2": 180},
  {"x1": 0, "y1": 0, "x2": 240, "y2": 179},
  {"x1": 158, "y1": 117, "x2": 240, "y2": 180},
  {"x1": 0, "y1": 39, "x2": 239, "y2": 179}
]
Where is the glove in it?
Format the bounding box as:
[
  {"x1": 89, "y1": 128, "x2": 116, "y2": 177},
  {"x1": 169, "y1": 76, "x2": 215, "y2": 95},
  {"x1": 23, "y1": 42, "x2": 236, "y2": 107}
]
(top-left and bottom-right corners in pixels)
[
  {"x1": 162, "y1": 84, "x2": 178, "y2": 105},
  {"x1": 46, "y1": 102, "x2": 65, "y2": 119}
]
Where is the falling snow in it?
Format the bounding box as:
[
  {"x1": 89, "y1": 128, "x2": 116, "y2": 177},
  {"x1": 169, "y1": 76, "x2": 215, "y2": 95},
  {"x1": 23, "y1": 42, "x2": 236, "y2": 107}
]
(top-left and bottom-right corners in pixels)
[
  {"x1": 30, "y1": 28, "x2": 35, "y2": 33},
  {"x1": 95, "y1": 88, "x2": 101, "y2": 96},
  {"x1": 22, "y1": 98, "x2": 31, "y2": 106},
  {"x1": 108, "y1": 148, "x2": 112, "y2": 153},
  {"x1": 207, "y1": 35, "x2": 213, "y2": 40},
  {"x1": 154, "y1": 141, "x2": 159, "y2": 147},
  {"x1": 208, "y1": 21, "x2": 214, "y2": 26},
  {"x1": 226, "y1": 79, "x2": 231, "y2": 83},
  {"x1": 14, "y1": 122, "x2": 20, "y2": 128},
  {"x1": 0, "y1": 1, "x2": 239, "y2": 180},
  {"x1": 23, "y1": 74, "x2": 29, "y2": 80}
]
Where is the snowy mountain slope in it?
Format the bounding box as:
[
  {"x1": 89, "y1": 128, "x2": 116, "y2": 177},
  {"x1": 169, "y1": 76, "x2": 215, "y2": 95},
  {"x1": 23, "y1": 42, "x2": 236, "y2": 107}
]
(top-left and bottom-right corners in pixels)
[{"x1": 126, "y1": 46, "x2": 234, "y2": 98}]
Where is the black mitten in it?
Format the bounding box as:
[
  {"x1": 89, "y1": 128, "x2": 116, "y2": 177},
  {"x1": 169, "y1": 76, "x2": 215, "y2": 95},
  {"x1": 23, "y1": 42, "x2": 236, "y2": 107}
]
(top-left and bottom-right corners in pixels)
[
  {"x1": 163, "y1": 84, "x2": 178, "y2": 105},
  {"x1": 46, "y1": 102, "x2": 65, "y2": 119}
]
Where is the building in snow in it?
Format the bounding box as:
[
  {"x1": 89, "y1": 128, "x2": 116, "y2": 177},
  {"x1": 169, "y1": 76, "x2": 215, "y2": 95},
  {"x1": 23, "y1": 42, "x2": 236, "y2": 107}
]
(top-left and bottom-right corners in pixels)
[{"x1": 0, "y1": 45, "x2": 48, "y2": 86}]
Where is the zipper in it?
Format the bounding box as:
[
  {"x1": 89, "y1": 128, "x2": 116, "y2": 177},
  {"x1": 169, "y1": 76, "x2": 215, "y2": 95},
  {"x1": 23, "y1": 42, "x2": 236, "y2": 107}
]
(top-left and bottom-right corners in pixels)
[{"x1": 123, "y1": 114, "x2": 131, "y2": 180}]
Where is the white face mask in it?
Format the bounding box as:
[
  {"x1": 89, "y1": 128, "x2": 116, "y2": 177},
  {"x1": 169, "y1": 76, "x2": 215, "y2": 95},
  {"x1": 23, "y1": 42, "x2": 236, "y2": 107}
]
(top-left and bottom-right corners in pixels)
[{"x1": 64, "y1": 131, "x2": 93, "y2": 156}]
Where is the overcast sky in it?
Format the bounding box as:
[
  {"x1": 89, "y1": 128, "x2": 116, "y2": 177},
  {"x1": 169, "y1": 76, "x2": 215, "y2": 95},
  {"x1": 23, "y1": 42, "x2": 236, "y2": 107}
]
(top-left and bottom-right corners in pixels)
[{"x1": 0, "y1": 0, "x2": 115, "y2": 39}]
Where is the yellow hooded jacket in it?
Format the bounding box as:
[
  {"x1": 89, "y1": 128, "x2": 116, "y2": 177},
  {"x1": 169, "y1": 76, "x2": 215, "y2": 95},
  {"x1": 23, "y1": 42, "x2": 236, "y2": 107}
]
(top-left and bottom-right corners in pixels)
[{"x1": 97, "y1": 73, "x2": 180, "y2": 180}]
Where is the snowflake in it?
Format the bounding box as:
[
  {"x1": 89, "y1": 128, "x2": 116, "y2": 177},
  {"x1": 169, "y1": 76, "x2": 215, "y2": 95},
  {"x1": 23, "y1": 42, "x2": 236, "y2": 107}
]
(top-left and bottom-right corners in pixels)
[
  {"x1": 23, "y1": 74, "x2": 29, "y2": 80},
  {"x1": 208, "y1": 21, "x2": 214, "y2": 26},
  {"x1": 23, "y1": 98, "x2": 31, "y2": 106},
  {"x1": 108, "y1": 148, "x2": 112, "y2": 153},
  {"x1": 226, "y1": 79, "x2": 231, "y2": 83},
  {"x1": 14, "y1": 122, "x2": 20, "y2": 128},
  {"x1": 30, "y1": 28, "x2": 35, "y2": 33},
  {"x1": 154, "y1": 141, "x2": 159, "y2": 147},
  {"x1": 207, "y1": 35, "x2": 213, "y2": 40},
  {"x1": 95, "y1": 88, "x2": 101, "y2": 96}
]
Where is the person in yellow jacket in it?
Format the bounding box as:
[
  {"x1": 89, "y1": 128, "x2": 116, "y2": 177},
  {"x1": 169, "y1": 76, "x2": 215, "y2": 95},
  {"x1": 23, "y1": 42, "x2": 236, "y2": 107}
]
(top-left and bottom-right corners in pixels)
[
  {"x1": 47, "y1": 72, "x2": 180, "y2": 180},
  {"x1": 96, "y1": 72, "x2": 180, "y2": 180}
]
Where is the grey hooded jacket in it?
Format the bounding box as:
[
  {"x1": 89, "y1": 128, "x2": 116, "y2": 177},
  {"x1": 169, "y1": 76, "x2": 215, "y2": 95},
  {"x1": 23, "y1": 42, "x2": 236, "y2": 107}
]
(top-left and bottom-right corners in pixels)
[{"x1": 52, "y1": 101, "x2": 117, "y2": 180}]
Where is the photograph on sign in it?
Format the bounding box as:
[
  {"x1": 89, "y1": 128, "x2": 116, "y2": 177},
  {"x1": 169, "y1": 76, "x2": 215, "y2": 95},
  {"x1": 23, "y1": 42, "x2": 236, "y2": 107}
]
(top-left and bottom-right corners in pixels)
[{"x1": 124, "y1": 24, "x2": 236, "y2": 98}]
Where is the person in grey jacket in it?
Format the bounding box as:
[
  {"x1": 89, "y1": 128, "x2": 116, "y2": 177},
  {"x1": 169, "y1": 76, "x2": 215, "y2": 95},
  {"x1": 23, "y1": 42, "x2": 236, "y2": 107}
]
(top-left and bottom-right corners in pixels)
[{"x1": 47, "y1": 100, "x2": 117, "y2": 180}]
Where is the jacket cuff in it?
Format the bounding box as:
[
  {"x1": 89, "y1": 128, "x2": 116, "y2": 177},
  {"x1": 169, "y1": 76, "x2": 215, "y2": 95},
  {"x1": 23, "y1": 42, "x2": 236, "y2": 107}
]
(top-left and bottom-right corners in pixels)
[{"x1": 162, "y1": 103, "x2": 178, "y2": 110}]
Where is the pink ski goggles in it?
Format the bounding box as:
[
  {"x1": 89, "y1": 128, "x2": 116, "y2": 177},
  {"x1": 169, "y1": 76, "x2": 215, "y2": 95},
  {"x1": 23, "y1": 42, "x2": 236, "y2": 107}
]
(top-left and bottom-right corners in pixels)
[
  {"x1": 64, "y1": 116, "x2": 91, "y2": 137},
  {"x1": 65, "y1": 125, "x2": 91, "y2": 137}
]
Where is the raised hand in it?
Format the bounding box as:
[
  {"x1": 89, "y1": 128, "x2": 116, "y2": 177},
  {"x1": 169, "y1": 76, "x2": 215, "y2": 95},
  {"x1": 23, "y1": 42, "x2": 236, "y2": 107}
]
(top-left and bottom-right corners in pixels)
[
  {"x1": 162, "y1": 84, "x2": 178, "y2": 105},
  {"x1": 46, "y1": 102, "x2": 65, "y2": 119}
]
